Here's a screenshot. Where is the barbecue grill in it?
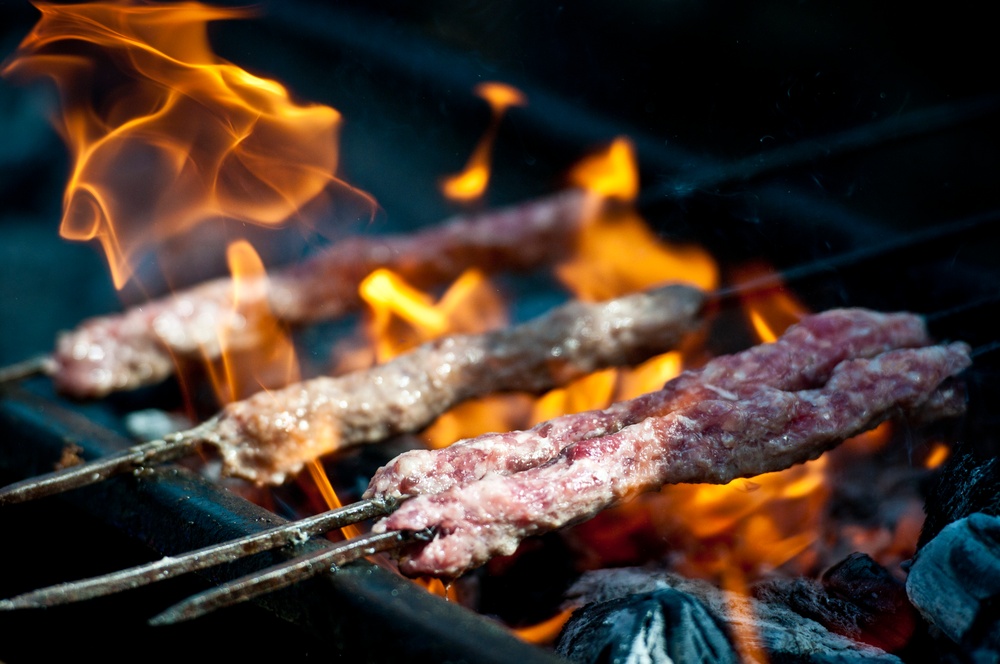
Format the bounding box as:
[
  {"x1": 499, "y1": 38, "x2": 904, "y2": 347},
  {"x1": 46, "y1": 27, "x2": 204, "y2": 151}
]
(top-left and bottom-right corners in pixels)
[{"x1": 1, "y1": 0, "x2": 998, "y2": 661}]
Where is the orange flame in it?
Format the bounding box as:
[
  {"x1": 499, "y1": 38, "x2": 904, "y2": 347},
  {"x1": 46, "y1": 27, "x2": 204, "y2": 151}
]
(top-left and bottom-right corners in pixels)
[
  {"x1": 557, "y1": 138, "x2": 717, "y2": 301},
  {"x1": 924, "y1": 442, "x2": 950, "y2": 469},
  {"x1": 306, "y1": 460, "x2": 362, "y2": 540},
  {"x1": 511, "y1": 609, "x2": 574, "y2": 645},
  {"x1": 358, "y1": 267, "x2": 507, "y2": 362},
  {"x1": 4, "y1": 1, "x2": 344, "y2": 288},
  {"x1": 733, "y1": 261, "x2": 808, "y2": 342},
  {"x1": 440, "y1": 81, "x2": 526, "y2": 201},
  {"x1": 203, "y1": 239, "x2": 299, "y2": 405}
]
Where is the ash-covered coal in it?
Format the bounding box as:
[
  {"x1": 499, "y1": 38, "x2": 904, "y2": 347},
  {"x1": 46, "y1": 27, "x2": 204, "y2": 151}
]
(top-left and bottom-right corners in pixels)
[
  {"x1": 906, "y1": 512, "x2": 1000, "y2": 660},
  {"x1": 556, "y1": 587, "x2": 738, "y2": 664},
  {"x1": 562, "y1": 567, "x2": 901, "y2": 663}
]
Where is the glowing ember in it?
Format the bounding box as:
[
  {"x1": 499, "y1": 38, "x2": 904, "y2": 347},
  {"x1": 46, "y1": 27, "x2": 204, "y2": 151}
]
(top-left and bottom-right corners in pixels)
[
  {"x1": 4, "y1": 1, "x2": 345, "y2": 288},
  {"x1": 924, "y1": 442, "x2": 950, "y2": 468},
  {"x1": 441, "y1": 81, "x2": 526, "y2": 201}
]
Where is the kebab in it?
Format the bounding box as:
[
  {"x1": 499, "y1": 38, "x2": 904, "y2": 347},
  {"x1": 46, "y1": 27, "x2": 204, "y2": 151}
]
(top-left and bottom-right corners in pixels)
[
  {"x1": 0, "y1": 308, "x2": 970, "y2": 615},
  {"x1": 3, "y1": 189, "x2": 592, "y2": 398},
  {"x1": 0, "y1": 281, "x2": 704, "y2": 499},
  {"x1": 2, "y1": 201, "x2": 990, "y2": 400}
]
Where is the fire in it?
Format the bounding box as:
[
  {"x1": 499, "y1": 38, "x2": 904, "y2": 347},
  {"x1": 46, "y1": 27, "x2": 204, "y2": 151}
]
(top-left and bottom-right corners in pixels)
[
  {"x1": 4, "y1": 1, "x2": 346, "y2": 288},
  {"x1": 569, "y1": 137, "x2": 638, "y2": 201},
  {"x1": 924, "y1": 442, "x2": 950, "y2": 469},
  {"x1": 511, "y1": 609, "x2": 574, "y2": 645},
  {"x1": 733, "y1": 261, "x2": 809, "y2": 341},
  {"x1": 355, "y1": 266, "x2": 526, "y2": 448},
  {"x1": 557, "y1": 138, "x2": 717, "y2": 300},
  {"x1": 652, "y1": 264, "x2": 826, "y2": 579},
  {"x1": 358, "y1": 267, "x2": 508, "y2": 363},
  {"x1": 306, "y1": 460, "x2": 362, "y2": 540},
  {"x1": 203, "y1": 239, "x2": 299, "y2": 405},
  {"x1": 441, "y1": 81, "x2": 526, "y2": 201},
  {"x1": 8, "y1": 0, "x2": 932, "y2": 632}
]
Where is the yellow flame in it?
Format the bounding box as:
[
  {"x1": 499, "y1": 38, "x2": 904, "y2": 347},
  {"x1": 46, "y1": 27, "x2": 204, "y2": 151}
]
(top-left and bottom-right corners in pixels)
[
  {"x1": 557, "y1": 138, "x2": 717, "y2": 301},
  {"x1": 204, "y1": 239, "x2": 299, "y2": 404},
  {"x1": 5, "y1": 1, "x2": 346, "y2": 288},
  {"x1": 306, "y1": 460, "x2": 362, "y2": 540},
  {"x1": 359, "y1": 267, "x2": 507, "y2": 362},
  {"x1": 569, "y1": 138, "x2": 639, "y2": 201},
  {"x1": 440, "y1": 81, "x2": 526, "y2": 201}
]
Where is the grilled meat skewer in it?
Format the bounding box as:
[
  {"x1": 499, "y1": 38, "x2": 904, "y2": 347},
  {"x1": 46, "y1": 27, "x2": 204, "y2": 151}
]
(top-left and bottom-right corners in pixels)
[
  {"x1": 377, "y1": 341, "x2": 968, "y2": 577},
  {"x1": 151, "y1": 309, "x2": 969, "y2": 621},
  {"x1": 0, "y1": 309, "x2": 967, "y2": 614},
  {"x1": 366, "y1": 308, "x2": 933, "y2": 498},
  {"x1": 0, "y1": 282, "x2": 703, "y2": 501},
  {"x1": 45, "y1": 190, "x2": 591, "y2": 398}
]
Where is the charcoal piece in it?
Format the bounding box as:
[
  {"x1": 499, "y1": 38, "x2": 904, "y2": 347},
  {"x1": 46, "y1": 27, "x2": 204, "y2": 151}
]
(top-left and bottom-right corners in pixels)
[
  {"x1": 556, "y1": 588, "x2": 739, "y2": 664},
  {"x1": 906, "y1": 512, "x2": 1000, "y2": 656},
  {"x1": 919, "y1": 449, "x2": 1000, "y2": 547},
  {"x1": 822, "y1": 553, "x2": 917, "y2": 651},
  {"x1": 565, "y1": 568, "x2": 902, "y2": 662},
  {"x1": 754, "y1": 554, "x2": 916, "y2": 653}
]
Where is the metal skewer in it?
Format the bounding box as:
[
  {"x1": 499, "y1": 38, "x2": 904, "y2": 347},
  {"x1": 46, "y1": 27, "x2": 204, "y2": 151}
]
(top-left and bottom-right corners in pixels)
[
  {"x1": 148, "y1": 528, "x2": 432, "y2": 626},
  {"x1": 0, "y1": 495, "x2": 402, "y2": 609},
  {"x1": 0, "y1": 354, "x2": 55, "y2": 384},
  {"x1": 0, "y1": 420, "x2": 214, "y2": 506}
]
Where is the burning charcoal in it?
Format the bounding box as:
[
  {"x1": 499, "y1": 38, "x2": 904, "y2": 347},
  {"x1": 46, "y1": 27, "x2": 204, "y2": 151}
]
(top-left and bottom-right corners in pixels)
[
  {"x1": 753, "y1": 553, "x2": 917, "y2": 653},
  {"x1": 822, "y1": 553, "x2": 916, "y2": 650},
  {"x1": 565, "y1": 568, "x2": 903, "y2": 662},
  {"x1": 556, "y1": 587, "x2": 739, "y2": 664},
  {"x1": 918, "y1": 449, "x2": 1000, "y2": 548},
  {"x1": 906, "y1": 512, "x2": 1000, "y2": 656}
]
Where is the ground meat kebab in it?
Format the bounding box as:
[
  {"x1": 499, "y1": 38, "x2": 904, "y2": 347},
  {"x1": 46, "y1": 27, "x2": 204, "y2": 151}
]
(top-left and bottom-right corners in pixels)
[
  {"x1": 363, "y1": 309, "x2": 969, "y2": 578},
  {"x1": 201, "y1": 282, "x2": 702, "y2": 484},
  {"x1": 52, "y1": 190, "x2": 591, "y2": 398}
]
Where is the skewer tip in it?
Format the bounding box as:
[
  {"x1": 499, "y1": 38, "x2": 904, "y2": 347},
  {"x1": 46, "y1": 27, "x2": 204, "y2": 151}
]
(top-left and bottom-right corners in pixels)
[
  {"x1": 0, "y1": 599, "x2": 17, "y2": 611},
  {"x1": 148, "y1": 603, "x2": 198, "y2": 626},
  {"x1": 0, "y1": 355, "x2": 56, "y2": 384},
  {"x1": 0, "y1": 435, "x2": 200, "y2": 507}
]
